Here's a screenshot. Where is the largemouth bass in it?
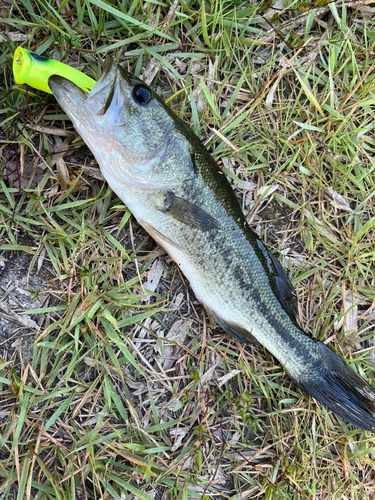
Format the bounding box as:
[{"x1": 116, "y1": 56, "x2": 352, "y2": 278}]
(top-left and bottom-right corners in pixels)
[{"x1": 49, "y1": 58, "x2": 375, "y2": 432}]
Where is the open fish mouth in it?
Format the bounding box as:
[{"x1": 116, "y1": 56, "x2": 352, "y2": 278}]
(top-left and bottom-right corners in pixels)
[
  {"x1": 49, "y1": 58, "x2": 127, "y2": 127},
  {"x1": 49, "y1": 72, "x2": 89, "y2": 121},
  {"x1": 49, "y1": 58, "x2": 183, "y2": 190},
  {"x1": 84, "y1": 58, "x2": 137, "y2": 120},
  {"x1": 49, "y1": 57, "x2": 157, "y2": 136}
]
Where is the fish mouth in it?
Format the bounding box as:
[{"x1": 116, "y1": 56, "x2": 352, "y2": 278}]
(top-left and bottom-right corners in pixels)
[
  {"x1": 49, "y1": 58, "x2": 179, "y2": 190},
  {"x1": 49, "y1": 57, "x2": 134, "y2": 129},
  {"x1": 84, "y1": 57, "x2": 122, "y2": 116},
  {"x1": 49, "y1": 73, "x2": 89, "y2": 122}
]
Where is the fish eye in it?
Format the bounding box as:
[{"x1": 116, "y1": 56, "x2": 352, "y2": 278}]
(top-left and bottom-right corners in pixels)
[{"x1": 132, "y1": 84, "x2": 151, "y2": 105}]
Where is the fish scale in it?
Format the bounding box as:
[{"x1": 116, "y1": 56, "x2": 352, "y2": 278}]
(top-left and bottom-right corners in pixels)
[{"x1": 49, "y1": 57, "x2": 375, "y2": 432}]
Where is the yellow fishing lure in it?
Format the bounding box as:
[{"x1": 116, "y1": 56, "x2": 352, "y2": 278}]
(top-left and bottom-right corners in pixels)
[{"x1": 13, "y1": 47, "x2": 95, "y2": 94}]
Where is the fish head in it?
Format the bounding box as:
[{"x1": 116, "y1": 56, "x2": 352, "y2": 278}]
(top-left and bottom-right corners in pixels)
[{"x1": 49, "y1": 58, "x2": 192, "y2": 190}]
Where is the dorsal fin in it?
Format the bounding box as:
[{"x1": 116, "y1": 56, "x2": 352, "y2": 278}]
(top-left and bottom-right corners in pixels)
[{"x1": 255, "y1": 239, "x2": 298, "y2": 324}]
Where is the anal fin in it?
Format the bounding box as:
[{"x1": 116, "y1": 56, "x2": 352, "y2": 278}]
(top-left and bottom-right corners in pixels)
[
  {"x1": 209, "y1": 309, "x2": 260, "y2": 346},
  {"x1": 139, "y1": 220, "x2": 187, "y2": 253}
]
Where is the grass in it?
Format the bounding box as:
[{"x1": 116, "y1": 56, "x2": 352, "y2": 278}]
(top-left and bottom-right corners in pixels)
[{"x1": 1, "y1": 0, "x2": 375, "y2": 498}]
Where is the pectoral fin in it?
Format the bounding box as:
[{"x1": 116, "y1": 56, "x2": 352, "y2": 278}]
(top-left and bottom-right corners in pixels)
[{"x1": 158, "y1": 192, "x2": 220, "y2": 232}]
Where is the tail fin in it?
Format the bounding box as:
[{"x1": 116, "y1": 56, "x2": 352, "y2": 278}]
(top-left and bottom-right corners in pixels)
[{"x1": 294, "y1": 342, "x2": 375, "y2": 432}]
